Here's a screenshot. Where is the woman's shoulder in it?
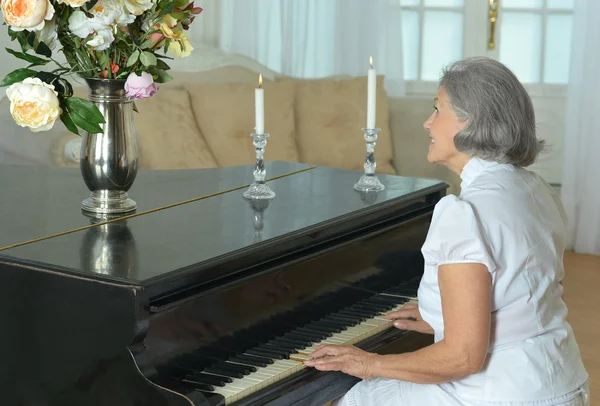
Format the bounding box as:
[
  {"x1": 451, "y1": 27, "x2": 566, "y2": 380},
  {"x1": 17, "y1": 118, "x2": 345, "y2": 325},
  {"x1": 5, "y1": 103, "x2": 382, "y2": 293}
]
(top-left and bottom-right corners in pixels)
[{"x1": 425, "y1": 195, "x2": 497, "y2": 273}]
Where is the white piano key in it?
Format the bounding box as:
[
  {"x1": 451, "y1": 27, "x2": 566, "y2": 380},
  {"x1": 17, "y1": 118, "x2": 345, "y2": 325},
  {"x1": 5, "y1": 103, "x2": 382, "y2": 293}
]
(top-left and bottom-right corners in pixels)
[{"x1": 206, "y1": 297, "x2": 420, "y2": 404}]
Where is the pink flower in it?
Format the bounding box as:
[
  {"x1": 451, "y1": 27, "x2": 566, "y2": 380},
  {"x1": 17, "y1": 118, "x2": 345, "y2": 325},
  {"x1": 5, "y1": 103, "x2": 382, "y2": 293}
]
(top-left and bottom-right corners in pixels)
[{"x1": 124, "y1": 72, "x2": 159, "y2": 99}]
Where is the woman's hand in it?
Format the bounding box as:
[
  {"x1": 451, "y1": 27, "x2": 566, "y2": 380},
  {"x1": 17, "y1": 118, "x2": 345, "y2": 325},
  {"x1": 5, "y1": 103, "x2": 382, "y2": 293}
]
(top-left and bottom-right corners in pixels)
[
  {"x1": 303, "y1": 345, "x2": 380, "y2": 380},
  {"x1": 384, "y1": 303, "x2": 434, "y2": 334}
]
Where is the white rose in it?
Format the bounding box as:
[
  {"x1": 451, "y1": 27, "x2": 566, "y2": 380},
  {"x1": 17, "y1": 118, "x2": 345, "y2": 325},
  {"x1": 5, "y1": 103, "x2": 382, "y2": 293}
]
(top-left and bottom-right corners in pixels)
[
  {"x1": 68, "y1": 10, "x2": 92, "y2": 38},
  {"x1": 87, "y1": 27, "x2": 115, "y2": 51},
  {"x1": 1, "y1": 0, "x2": 54, "y2": 31},
  {"x1": 90, "y1": 0, "x2": 135, "y2": 27},
  {"x1": 124, "y1": 0, "x2": 154, "y2": 16},
  {"x1": 56, "y1": 0, "x2": 89, "y2": 7},
  {"x1": 6, "y1": 78, "x2": 62, "y2": 133}
]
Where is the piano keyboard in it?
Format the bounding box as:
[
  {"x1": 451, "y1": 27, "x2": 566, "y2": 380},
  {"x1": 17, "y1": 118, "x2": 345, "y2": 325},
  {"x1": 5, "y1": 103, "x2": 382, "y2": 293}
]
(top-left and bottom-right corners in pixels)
[{"x1": 155, "y1": 278, "x2": 420, "y2": 405}]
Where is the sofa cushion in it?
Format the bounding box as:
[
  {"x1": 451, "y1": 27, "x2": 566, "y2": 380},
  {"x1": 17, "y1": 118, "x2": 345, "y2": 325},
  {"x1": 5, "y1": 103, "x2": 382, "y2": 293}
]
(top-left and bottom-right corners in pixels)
[
  {"x1": 293, "y1": 76, "x2": 395, "y2": 175},
  {"x1": 134, "y1": 88, "x2": 218, "y2": 170},
  {"x1": 46, "y1": 86, "x2": 218, "y2": 170},
  {"x1": 187, "y1": 81, "x2": 299, "y2": 167}
]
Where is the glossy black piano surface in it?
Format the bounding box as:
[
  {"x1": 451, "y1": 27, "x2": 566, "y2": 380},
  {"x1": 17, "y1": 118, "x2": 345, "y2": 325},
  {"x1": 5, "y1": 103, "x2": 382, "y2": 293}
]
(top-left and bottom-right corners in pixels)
[{"x1": 0, "y1": 162, "x2": 446, "y2": 406}]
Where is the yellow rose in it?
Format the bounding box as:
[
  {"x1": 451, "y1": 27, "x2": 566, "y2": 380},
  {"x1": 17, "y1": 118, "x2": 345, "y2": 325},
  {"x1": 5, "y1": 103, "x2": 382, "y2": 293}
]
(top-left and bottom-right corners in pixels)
[
  {"x1": 56, "y1": 0, "x2": 89, "y2": 7},
  {"x1": 159, "y1": 22, "x2": 193, "y2": 58},
  {"x1": 6, "y1": 78, "x2": 62, "y2": 132},
  {"x1": 1, "y1": 0, "x2": 54, "y2": 31}
]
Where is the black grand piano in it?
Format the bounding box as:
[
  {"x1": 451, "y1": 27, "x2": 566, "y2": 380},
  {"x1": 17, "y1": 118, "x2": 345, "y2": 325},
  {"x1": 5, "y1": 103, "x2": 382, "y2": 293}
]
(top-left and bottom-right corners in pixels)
[{"x1": 0, "y1": 162, "x2": 446, "y2": 406}]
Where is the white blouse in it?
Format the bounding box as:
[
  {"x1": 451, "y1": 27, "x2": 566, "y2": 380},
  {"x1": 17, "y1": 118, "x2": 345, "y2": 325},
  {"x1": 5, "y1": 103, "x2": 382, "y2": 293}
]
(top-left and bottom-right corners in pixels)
[{"x1": 417, "y1": 157, "x2": 588, "y2": 402}]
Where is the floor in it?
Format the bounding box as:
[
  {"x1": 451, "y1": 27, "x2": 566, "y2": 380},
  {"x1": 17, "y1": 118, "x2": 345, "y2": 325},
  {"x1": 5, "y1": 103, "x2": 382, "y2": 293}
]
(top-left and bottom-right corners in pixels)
[
  {"x1": 563, "y1": 251, "x2": 599, "y2": 402},
  {"x1": 323, "y1": 251, "x2": 599, "y2": 406}
]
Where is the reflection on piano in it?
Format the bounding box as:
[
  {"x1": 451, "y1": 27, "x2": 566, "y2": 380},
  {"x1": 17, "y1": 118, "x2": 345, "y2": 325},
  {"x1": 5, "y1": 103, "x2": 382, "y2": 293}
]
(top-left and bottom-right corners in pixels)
[{"x1": 0, "y1": 163, "x2": 446, "y2": 406}]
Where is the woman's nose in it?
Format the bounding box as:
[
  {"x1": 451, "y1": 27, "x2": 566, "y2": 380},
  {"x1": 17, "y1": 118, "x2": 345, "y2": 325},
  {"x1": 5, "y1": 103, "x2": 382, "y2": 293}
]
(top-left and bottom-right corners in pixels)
[{"x1": 423, "y1": 113, "x2": 433, "y2": 131}]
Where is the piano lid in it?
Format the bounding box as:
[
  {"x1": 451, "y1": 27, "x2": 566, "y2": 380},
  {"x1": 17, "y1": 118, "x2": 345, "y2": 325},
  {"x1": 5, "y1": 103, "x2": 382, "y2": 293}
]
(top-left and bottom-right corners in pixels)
[
  {"x1": 0, "y1": 161, "x2": 312, "y2": 251},
  {"x1": 0, "y1": 165, "x2": 445, "y2": 295}
]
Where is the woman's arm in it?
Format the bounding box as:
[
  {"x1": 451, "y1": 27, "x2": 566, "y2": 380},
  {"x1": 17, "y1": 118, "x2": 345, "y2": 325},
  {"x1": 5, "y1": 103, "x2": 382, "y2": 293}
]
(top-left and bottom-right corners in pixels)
[{"x1": 306, "y1": 263, "x2": 492, "y2": 384}]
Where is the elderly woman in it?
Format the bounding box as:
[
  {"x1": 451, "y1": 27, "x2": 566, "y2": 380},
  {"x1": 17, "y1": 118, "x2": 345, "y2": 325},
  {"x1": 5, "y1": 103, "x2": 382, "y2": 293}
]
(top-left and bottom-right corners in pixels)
[{"x1": 304, "y1": 57, "x2": 590, "y2": 406}]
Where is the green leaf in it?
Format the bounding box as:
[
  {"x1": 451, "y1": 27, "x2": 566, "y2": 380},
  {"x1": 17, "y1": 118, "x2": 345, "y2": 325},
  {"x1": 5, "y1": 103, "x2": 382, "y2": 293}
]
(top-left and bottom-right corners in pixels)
[
  {"x1": 126, "y1": 50, "x2": 140, "y2": 67},
  {"x1": 133, "y1": 102, "x2": 139, "y2": 113},
  {"x1": 170, "y1": 12, "x2": 185, "y2": 19},
  {"x1": 7, "y1": 27, "x2": 18, "y2": 41},
  {"x1": 140, "y1": 51, "x2": 157, "y2": 67},
  {"x1": 60, "y1": 109, "x2": 79, "y2": 136},
  {"x1": 149, "y1": 67, "x2": 172, "y2": 84},
  {"x1": 71, "y1": 111, "x2": 104, "y2": 134},
  {"x1": 156, "y1": 58, "x2": 171, "y2": 71},
  {"x1": 34, "y1": 71, "x2": 59, "y2": 85},
  {"x1": 98, "y1": 51, "x2": 110, "y2": 70},
  {"x1": 64, "y1": 97, "x2": 106, "y2": 126},
  {"x1": 158, "y1": 2, "x2": 174, "y2": 17},
  {"x1": 5, "y1": 47, "x2": 50, "y2": 65},
  {"x1": 35, "y1": 41, "x2": 52, "y2": 58},
  {"x1": 0, "y1": 68, "x2": 37, "y2": 87},
  {"x1": 26, "y1": 31, "x2": 35, "y2": 47},
  {"x1": 139, "y1": 39, "x2": 152, "y2": 49},
  {"x1": 16, "y1": 32, "x2": 31, "y2": 53}
]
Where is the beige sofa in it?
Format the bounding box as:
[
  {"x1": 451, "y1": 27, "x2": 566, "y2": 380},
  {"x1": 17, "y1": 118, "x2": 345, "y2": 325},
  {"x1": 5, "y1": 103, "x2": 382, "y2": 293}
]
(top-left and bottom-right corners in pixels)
[{"x1": 0, "y1": 49, "x2": 460, "y2": 194}]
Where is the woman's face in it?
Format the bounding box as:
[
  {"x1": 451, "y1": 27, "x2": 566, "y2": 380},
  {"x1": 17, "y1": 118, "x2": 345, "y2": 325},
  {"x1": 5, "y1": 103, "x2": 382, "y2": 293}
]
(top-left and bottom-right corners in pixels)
[{"x1": 423, "y1": 87, "x2": 470, "y2": 173}]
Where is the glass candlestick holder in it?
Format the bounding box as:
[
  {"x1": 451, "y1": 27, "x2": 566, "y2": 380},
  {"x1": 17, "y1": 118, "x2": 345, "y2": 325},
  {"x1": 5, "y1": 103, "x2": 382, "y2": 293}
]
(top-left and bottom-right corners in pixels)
[
  {"x1": 354, "y1": 128, "x2": 385, "y2": 192},
  {"x1": 243, "y1": 132, "x2": 276, "y2": 200}
]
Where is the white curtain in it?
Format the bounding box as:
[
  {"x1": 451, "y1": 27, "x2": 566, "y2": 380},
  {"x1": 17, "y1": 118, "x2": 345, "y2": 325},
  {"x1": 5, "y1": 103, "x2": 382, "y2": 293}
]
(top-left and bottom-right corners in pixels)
[
  {"x1": 219, "y1": 0, "x2": 405, "y2": 96},
  {"x1": 561, "y1": 0, "x2": 600, "y2": 255}
]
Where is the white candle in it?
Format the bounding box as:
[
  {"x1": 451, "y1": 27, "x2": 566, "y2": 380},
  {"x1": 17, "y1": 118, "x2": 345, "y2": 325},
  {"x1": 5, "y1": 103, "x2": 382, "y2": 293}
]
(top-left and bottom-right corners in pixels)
[
  {"x1": 367, "y1": 56, "x2": 377, "y2": 129},
  {"x1": 255, "y1": 74, "x2": 264, "y2": 135}
]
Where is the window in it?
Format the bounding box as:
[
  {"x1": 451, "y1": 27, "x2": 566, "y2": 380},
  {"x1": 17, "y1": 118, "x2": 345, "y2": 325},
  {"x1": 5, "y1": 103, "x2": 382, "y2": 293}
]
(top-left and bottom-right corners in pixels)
[{"x1": 394, "y1": 0, "x2": 574, "y2": 85}]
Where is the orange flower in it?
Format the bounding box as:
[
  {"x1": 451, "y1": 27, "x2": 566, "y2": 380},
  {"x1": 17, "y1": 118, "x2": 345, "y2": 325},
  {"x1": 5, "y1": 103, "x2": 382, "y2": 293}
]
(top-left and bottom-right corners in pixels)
[{"x1": 1, "y1": 0, "x2": 54, "y2": 31}]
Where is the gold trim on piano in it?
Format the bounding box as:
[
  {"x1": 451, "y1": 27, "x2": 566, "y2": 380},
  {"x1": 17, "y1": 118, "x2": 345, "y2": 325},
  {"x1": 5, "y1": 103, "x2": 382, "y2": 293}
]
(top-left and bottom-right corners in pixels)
[{"x1": 0, "y1": 165, "x2": 317, "y2": 252}]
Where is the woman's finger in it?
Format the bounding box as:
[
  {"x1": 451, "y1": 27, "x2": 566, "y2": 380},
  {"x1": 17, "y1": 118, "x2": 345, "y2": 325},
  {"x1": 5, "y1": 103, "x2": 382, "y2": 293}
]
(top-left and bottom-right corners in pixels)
[
  {"x1": 384, "y1": 307, "x2": 419, "y2": 320},
  {"x1": 393, "y1": 319, "x2": 433, "y2": 334}
]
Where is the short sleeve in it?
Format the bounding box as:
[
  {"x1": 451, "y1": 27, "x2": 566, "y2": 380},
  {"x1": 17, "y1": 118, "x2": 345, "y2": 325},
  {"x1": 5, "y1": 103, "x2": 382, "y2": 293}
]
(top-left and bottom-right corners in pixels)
[{"x1": 422, "y1": 195, "x2": 497, "y2": 274}]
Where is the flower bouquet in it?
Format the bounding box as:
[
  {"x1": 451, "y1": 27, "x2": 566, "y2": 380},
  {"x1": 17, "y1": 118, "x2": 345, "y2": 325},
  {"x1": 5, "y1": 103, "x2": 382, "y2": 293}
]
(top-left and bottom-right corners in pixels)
[{"x1": 0, "y1": 0, "x2": 202, "y2": 134}]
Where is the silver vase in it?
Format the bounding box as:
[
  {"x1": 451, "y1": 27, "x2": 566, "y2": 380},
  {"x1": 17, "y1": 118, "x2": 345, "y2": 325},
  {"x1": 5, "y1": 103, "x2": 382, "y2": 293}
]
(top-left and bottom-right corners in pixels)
[{"x1": 80, "y1": 79, "x2": 138, "y2": 214}]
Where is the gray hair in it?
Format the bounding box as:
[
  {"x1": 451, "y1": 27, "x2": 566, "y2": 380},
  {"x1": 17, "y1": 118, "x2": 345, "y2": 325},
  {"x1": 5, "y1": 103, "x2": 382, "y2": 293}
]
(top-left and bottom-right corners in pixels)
[{"x1": 440, "y1": 57, "x2": 545, "y2": 167}]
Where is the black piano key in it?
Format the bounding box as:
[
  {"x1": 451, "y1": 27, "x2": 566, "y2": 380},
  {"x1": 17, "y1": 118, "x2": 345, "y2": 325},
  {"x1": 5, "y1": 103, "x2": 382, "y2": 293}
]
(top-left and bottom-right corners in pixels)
[
  {"x1": 284, "y1": 331, "x2": 323, "y2": 342},
  {"x1": 312, "y1": 321, "x2": 344, "y2": 333},
  {"x1": 173, "y1": 357, "x2": 212, "y2": 373},
  {"x1": 204, "y1": 366, "x2": 245, "y2": 379},
  {"x1": 229, "y1": 355, "x2": 270, "y2": 368},
  {"x1": 220, "y1": 361, "x2": 257, "y2": 374},
  {"x1": 266, "y1": 340, "x2": 304, "y2": 351},
  {"x1": 246, "y1": 348, "x2": 286, "y2": 360},
  {"x1": 272, "y1": 337, "x2": 310, "y2": 347},
  {"x1": 290, "y1": 329, "x2": 328, "y2": 340},
  {"x1": 318, "y1": 318, "x2": 349, "y2": 329},
  {"x1": 256, "y1": 344, "x2": 292, "y2": 357},
  {"x1": 353, "y1": 302, "x2": 390, "y2": 313},
  {"x1": 330, "y1": 311, "x2": 366, "y2": 324},
  {"x1": 180, "y1": 378, "x2": 215, "y2": 392},
  {"x1": 298, "y1": 326, "x2": 333, "y2": 337},
  {"x1": 342, "y1": 308, "x2": 377, "y2": 318},
  {"x1": 385, "y1": 287, "x2": 416, "y2": 296},
  {"x1": 152, "y1": 376, "x2": 226, "y2": 406},
  {"x1": 369, "y1": 296, "x2": 402, "y2": 306},
  {"x1": 327, "y1": 314, "x2": 362, "y2": 324},
  {"x1": 187, "y1": 373, "x2": 231, "y2": 386}
]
